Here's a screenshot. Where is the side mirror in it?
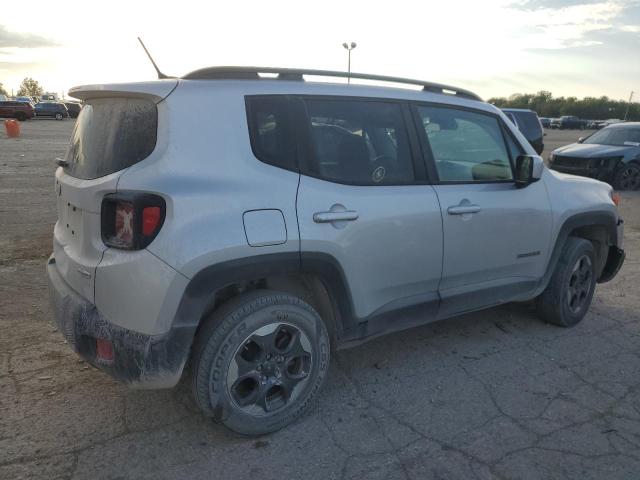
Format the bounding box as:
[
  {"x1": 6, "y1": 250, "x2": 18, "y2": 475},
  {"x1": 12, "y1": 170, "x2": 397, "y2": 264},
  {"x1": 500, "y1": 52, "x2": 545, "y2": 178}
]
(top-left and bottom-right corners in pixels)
[
  {"x1": 578, "y1": 137, "x2": 585, "y2": 143},
  {"x1": 515, "y1": 155, "x2": 544, "y2": 188}
]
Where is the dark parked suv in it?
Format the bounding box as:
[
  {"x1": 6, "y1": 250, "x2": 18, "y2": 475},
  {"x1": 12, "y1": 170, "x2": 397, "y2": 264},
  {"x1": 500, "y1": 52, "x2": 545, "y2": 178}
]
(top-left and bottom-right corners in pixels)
[
  {"x1": 0, "y1": 100, "x2": 35, "y2": 121},
  {"x1": 551, "y1": 116, "x2": 588, "y2": 130},
  {"x1": 502, "y1": 108, "x2": 544, "y2": 154},
  {"x1": 34, "y1": 102, "x2": 69, "y2": 120},
  {"x1": 64, "y1": 102, "x2": 82, "y2": 118}
]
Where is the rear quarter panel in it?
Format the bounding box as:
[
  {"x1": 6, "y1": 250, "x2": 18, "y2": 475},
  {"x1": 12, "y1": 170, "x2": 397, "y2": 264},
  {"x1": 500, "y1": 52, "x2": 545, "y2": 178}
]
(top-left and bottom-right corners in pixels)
[{"x1": 116, "y1": 81, "x2": 301, "y2": 279}]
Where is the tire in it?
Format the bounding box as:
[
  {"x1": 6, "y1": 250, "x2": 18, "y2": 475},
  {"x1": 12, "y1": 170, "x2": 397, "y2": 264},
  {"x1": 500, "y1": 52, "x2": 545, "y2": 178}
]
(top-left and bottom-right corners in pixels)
[
  {"x1": 613, "y1": 163, "x2": 640, "y2": 191},
  {"x1": 15, "y1": 112, "x2": 27, "y2": 121},
  {"x1": 536, "y1": 237, "x2": 597, "y2": 327},
  {"x1": 191, "y1": 290, "x2": 330, "y2": 435},
  {"x1": 55, "y1": 113, "x2": 63, "y2": 120}
]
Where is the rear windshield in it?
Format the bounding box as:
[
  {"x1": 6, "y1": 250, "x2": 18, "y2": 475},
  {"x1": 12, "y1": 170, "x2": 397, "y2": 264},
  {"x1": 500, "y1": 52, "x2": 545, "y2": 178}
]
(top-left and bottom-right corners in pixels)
[
  {"x1": 512, "y1": 111, "x2": 542, "y2": 135},
  {"x1": 64, "y1": 98, "x2": 157, "y2": 179}
]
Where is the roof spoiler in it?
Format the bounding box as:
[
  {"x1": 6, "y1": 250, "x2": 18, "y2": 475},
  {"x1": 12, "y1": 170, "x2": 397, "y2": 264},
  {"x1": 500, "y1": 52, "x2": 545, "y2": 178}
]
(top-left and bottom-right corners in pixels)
[
  {"x1": 68, "y1": 80, "x2": 178, "y2": 103},
  {"x1": 182, "y1": 66, "x2": 482, "y2": 101}
]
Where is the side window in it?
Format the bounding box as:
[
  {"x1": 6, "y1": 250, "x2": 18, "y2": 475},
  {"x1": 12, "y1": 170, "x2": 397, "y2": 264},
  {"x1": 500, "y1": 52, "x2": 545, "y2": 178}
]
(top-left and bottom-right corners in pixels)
[
  {"x1": 302, "y1": 99, "x2": 415, "y2": 185},
  {"x1": 246, "y1": 96, "x2": 296, "y2": 171},
  {"x1": 504, "y1": 128, "x2": 525, "y2": 163},
  {"x1": 417, "y1": 106, "x2": 513, "y2": 182}
]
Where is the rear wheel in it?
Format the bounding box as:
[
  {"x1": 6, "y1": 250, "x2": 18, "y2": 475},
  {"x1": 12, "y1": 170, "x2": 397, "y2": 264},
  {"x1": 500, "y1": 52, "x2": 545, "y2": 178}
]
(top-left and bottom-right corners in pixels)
[
  {"x1": 613, "y1": 163, "x2": 640, "y2": 191},
  {"x1": 536, "y1": 237, "x2": 596, "y2": 327},
  {"x1": 191, "y1": 290, "x2": 330, "y2": 435}
]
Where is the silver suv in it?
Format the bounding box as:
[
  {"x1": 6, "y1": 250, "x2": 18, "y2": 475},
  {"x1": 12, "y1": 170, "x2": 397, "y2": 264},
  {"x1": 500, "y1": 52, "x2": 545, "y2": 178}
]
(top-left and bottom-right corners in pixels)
[{"x1": 48, "y1": 67, "x2": 625, "y2": 435}]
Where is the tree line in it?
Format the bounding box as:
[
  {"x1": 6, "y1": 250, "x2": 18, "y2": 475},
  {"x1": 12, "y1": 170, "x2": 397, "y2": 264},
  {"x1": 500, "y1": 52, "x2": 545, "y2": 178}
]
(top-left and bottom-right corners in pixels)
[
  {"x1": 0, "y1": 77, "x2": 45, "y2": 97},
  {"x1": 488, "y1": 91, "x2": 639, "y2": 121},
  {"x1": 2, "y1": 78, "x2": 638, "y2": 122}
]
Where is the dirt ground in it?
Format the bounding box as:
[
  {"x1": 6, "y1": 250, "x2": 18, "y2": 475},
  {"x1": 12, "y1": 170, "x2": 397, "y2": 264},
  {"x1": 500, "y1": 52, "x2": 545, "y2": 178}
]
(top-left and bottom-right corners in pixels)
[{"x1": 1, "y1": 121, "x2": 639, "y2": 480}]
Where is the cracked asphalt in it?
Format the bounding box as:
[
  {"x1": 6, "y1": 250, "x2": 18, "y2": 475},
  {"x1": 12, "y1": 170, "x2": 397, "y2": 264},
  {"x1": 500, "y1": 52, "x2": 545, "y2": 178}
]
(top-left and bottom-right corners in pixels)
[{"x1": 1, "y1": 121, "x2": 639, "y2": 480}]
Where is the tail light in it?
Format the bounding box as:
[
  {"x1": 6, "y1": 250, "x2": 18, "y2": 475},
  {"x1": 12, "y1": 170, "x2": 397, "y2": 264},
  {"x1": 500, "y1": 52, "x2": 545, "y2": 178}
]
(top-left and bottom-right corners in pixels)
[
  {"x1": 101, "y1": 192, "x2": 165, "y2": 250},
  {"x1": 611, "y1": 191, "x2": 621, "y2": 207}
]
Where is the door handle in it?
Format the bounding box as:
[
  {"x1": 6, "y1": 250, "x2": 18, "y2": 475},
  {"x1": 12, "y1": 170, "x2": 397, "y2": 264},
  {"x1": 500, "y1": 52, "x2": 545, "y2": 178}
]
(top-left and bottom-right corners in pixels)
[
  {"x1": 313, "y1": 210, "x2": 359, "y2": 223},
  {"x1": 447, "y1": 205, "x2": 481, "y2": 215}
]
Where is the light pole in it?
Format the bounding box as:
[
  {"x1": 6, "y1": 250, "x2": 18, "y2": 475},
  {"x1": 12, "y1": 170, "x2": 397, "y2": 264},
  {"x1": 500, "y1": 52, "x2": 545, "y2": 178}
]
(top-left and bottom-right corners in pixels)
[
  {"x1": 624, "y1": 91, "x2": 634, "y2": 121},
  {"x1": 342, "y1": 42, "x2": 357, "y2": 83}
]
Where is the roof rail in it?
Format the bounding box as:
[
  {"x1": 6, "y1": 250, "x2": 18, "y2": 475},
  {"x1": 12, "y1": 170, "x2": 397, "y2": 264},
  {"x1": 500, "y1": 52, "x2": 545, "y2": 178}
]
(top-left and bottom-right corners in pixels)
[{"x1": 182, "y1": 67, "x2": 483, "y2": 101}]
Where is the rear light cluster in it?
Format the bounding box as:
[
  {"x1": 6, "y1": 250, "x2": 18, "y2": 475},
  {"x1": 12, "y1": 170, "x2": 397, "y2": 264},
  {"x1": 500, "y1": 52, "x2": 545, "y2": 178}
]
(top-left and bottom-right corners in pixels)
[
  {"x1": 101, "y1": 193, "x2": 165, "y2": 250},
  {"x1": 611, "y1": 191, "x2": 621, "y2": 207}
]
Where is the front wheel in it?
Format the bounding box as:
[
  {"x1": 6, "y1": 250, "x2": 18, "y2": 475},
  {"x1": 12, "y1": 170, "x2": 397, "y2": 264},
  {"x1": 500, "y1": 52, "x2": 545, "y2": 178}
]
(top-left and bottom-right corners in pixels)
[
  {"x1": 613, "y1": 163, "x2": 640, "y2": 191},
  {"x1": 55, "y1": 113, "x2": 63, "y2": 120},
  {"x1": 15, "y1": 112, "x2": 27, "y2": 121},
  {"x1": 191, "y1": 290, "x2": 330, "y2": 435},
  {"x1": 536, "y1": 237, "x2": 596, "y2": 327}
]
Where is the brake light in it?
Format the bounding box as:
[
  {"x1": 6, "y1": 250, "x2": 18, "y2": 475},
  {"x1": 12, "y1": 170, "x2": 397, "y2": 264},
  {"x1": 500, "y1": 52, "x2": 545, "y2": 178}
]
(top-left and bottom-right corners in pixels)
[
  {"x1": 142, "y1": 206, "x2": 161, "y2": 236},
  {"x1": 101, "y1": 193, "x2": 165, "y2": 250}
]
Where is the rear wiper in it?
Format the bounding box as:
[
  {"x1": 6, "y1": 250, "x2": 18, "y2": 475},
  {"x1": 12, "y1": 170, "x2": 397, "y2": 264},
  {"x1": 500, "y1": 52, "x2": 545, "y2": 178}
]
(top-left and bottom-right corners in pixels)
[{"x1": 55, "y1": 158, "x2": 68, "y2": 167}]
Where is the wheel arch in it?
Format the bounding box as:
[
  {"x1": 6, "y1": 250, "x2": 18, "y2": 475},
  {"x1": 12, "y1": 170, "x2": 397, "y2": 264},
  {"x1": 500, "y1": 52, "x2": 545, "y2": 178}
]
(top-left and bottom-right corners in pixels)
[
  {"x1": 173, "y1": 252, "x2": 356, "y2": 349},
  {"x1": 536, "y1": 210, "x2": 619, "y2": 295}
]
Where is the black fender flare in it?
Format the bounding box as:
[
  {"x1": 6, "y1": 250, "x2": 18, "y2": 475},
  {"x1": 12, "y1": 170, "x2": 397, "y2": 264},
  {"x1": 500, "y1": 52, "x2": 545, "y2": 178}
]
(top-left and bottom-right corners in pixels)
[
  {"x1": 534, "y1": 210, "x2": 619, "y2": 296},
  {"x1": 172, "y1": 251, "x2": 356, "y2": 333}
]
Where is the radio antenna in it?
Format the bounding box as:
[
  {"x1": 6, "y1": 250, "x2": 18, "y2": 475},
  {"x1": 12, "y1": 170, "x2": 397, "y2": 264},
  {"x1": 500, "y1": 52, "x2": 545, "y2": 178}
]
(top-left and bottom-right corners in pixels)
[{"x1": 137, "y1": 37, "x2": 174, "y2": 79}]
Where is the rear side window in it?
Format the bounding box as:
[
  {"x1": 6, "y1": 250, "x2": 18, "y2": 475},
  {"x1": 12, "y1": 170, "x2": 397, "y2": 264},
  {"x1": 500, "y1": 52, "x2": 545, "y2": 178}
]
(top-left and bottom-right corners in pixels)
[
  {"x1": 246, "y1": 96, "x2": 296, "y2": 171},
  {"x1": 417, "y1": 106, "x2": 513, "y2": 182},
  {"x1": 302, "y1": 99, "x2": 415, "y2": 185},
  {"x1": 64, "y1": 98, "x2": 157, "y2": 180},
  {"x1": 512, "y1": 111, "x2": 542, "y2": 136}
]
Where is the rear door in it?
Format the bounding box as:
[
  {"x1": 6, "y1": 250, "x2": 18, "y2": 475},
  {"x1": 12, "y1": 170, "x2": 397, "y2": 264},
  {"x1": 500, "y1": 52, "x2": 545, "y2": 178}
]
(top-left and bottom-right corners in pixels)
[
  {"x1": 52, "y1": 87, "x2": 172, "y2": 302},
  {"x1": 413, "y1": 104, "x2": 552, "y2": 317},
  {"x1": 295, "y1": 97, "x2": 443, "y2": 325}
]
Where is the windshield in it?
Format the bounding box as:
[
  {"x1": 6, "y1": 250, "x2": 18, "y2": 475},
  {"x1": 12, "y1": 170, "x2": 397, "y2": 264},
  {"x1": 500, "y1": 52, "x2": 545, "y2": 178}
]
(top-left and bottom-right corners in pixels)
[
  {"x1": 63, "y1": 97, "x2": 157, "y2": 179},
  {"x1": 584, "y1": 127, "x2": 640, "y2": 147}
]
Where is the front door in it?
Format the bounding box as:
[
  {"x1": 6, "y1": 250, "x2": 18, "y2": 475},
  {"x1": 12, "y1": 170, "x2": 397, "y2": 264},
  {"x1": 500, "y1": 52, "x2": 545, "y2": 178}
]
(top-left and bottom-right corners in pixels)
[
  {"x1": 413, "y1": 104, "x2": 552, "y2": 317},
  {"x1": 295, "y1": 97, "x2": 443, "y2": 327}
]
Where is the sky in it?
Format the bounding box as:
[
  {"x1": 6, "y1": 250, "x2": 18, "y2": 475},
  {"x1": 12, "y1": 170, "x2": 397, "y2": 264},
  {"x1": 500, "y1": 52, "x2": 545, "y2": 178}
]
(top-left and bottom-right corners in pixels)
[{"x1": 0, "y1": 0, "x2": 639, "y2": 101}]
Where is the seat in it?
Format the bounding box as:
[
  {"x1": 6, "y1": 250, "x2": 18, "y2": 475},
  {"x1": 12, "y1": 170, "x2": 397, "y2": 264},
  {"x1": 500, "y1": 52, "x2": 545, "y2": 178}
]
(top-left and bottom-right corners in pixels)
[{"x1": 333, "y1": 133, "x2": 371, "y2": 183}]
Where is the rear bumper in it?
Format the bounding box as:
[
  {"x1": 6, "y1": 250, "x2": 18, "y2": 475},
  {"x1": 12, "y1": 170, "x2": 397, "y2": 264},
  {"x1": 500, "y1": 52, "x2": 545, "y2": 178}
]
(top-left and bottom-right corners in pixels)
[{"x1": 47, "y1": 255, "x2": 195, "y2": 388}]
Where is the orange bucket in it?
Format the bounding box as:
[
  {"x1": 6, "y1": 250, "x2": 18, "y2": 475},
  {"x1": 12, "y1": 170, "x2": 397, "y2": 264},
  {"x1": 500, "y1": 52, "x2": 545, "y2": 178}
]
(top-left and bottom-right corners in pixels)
[{"x1": 5, "y1": 119, "x2": 21, "y2": 138}]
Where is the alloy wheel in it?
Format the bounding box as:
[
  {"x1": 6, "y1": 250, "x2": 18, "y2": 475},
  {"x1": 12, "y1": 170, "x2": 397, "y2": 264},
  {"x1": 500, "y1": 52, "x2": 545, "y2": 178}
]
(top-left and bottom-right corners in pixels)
[
  {"x1": 618, "y1": 165, "x2": 640, "y2": 190},
  {"x1": 567, "y1": 255, "x2": 592, "y2": 314},
  {"x1": 226, "y1": 322, "x2": 313, "y2": 416}
]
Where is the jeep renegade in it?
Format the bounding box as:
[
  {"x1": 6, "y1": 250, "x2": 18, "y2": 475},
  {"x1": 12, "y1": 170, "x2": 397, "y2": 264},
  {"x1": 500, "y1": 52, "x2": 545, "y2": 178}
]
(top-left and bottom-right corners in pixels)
[{"x1": 48, "y1": 67, "x2": 625, "y2": 435}]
